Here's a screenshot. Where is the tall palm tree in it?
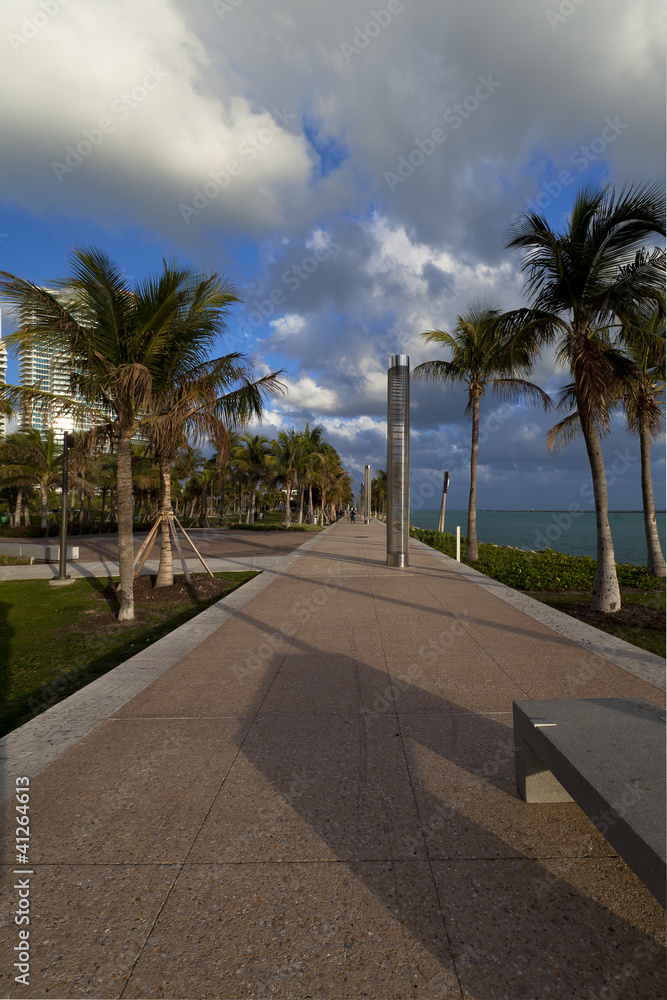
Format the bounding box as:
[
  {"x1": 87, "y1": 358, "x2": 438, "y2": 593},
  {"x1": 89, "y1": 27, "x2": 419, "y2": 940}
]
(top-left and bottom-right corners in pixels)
[
  {"x1": 298, "y1": 423, "x2": 327, "y2": 523},
  {"x1": 503, "y1": 182, "x2": 665, "y2": 610},
  {"x1": 270, "y1": 429, "x2": 299, "y2": 526},
  {"x1": 619, "y1": 302, "x2": 665, "y2": 577},
  {"x1": 0, "y1": 247, "x2": 257, "y2": 619},
  {"x1": 550, "y1": 292, "x2": 666, "y2": 578},
  {"x1": 372, "y1": 469, "x2": 387, "y2": 515},
  {"x1": 413, "y1": 298, "x2": 551, "y2": 561},
  {"x1": 235, "y1": 433, "x2": 272, "y2": 525}
]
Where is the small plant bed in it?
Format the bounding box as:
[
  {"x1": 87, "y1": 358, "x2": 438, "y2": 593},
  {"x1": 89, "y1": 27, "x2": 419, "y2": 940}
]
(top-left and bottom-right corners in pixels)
[
  {"x1": 410, "y1": 527, "x2": 665, "y2": 657},
  {"x1": 410, "y1": 527, "x2": 662, "y2": 590},
  {"x1": 0, "y1": 570, "x2": 258, "y2": 738},
  {"x1": 529, "y1": 590, "x2": 666, "y2": 658}
]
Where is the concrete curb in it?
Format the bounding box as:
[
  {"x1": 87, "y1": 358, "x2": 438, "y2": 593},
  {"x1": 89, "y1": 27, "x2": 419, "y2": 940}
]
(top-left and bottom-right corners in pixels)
[
  {"x1": 0, "y1": 524, "x2": 336, "y2": 799},
  {"x1": 408, "y1": 536, "x2": 666, "y2": 692},
  {"x1": 0, "y1": 554, "x2": 289, "y2": 581}
]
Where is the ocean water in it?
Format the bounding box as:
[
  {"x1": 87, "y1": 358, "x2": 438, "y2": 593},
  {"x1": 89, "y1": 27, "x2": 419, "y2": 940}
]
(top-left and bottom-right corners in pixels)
[{"x1": 409, "y1": 508, "x2": 667, "y2": 567}]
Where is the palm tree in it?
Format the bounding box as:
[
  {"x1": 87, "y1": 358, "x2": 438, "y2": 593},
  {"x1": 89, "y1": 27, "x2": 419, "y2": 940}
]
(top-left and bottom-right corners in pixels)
[
  {"x1": 504, "y1": 182, "x2": 665, "y2": 610},
  {"x1": 372, "y1": 469, "x2": 387, "y2": 516},
  {"x1": 298, "y1": 423, "x2": 327, "y2": 523},
  {"x1": 0, "y1": 427, "x2": 90, "y2": 529},
  {"x1": 235, "y1": 433, "x2": 271, "y2": 525},
  {"x1": 148, "y1": 354, "x2": 283, "y2": 586},
  {"x1": 270, "y1": 429, "x2": 300, "y2": 526},
  {"x1": 550, "y1": 294, "x2": 666, "y2": 578},
  {"x1": 619, "y1": 304, "x2": 665, "y2": 577},
  {"x1": 413, "y1": 298, "x2": 551, "y2": 561},
  {"x1": 0, "y1": 247, "x2": 257, "y2": 620}
]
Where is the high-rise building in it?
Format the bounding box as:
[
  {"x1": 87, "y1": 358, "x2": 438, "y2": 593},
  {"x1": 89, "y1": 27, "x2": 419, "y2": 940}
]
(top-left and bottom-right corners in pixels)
[
  {"x1": 0, "y1": 311, "x2": 7, "y2": 440},
  {"x1": 18, "y1": 336, "x2": 77, "y2": 441},
  {"x1": 15, "y1": 299, "x2": 146, "y2": 444}
]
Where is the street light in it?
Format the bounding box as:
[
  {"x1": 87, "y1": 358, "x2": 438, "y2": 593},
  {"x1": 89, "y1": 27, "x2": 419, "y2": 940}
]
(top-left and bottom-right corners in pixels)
[{"x1": 49, "y1": 432, "x2": 77, "y2": 587}]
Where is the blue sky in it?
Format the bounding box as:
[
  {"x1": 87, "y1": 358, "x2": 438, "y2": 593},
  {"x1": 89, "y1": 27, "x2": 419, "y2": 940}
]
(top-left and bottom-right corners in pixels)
[{"x1": 0, "y1": 0, "x2": 664, "y2": 514}]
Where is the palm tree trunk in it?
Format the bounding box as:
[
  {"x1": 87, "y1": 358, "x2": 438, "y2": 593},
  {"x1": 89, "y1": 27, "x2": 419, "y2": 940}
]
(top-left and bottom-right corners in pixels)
[
  {"x1": 466, "y1": 392, "x2": 480, "y2": 561},
  {"x1": 155, "y1": 454, "x2": 174, "y2": 588},
  {"x1": 285, "y1": 477, "x2": 292, "y2": 527},
  {"x1": 308, "y1": 484, "x2": 314, "y2": 523},
  {"x1": 115, "y1": 432, "x2": 135, "y2": 620},
  {"x1": 578, "y1": 405, "x2": 621, "y2": 612},
  {"x1": 40, "y1": 483, "x2": 48, "y2": 529},
  {"x1": 639, "y1": 419, "x2": 666, "y2": 577},
  {"x1": 297, "y1": 483, "x2": 304, "y2": 524},
  {"x1": 247, "y1": 481, "x2": 257, "y2": 524},
  {"x1": 13, "y1": 489, "x2": 22, "y2": 528}
]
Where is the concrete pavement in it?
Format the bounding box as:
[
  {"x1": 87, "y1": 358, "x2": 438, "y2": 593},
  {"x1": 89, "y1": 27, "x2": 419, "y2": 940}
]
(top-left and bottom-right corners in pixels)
[
  {"x1": 0, "y1": 518, "x2": 665, "y2": 999},
  {"x1": 0, "y1": 528, "x2": 312, "y2": 581}
]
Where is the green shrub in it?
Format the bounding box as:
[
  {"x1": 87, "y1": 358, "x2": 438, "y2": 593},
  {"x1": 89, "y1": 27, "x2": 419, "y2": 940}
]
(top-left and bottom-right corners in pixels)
[{"x1": 410, "y1": 527, "x2": 664, "y2": 592}]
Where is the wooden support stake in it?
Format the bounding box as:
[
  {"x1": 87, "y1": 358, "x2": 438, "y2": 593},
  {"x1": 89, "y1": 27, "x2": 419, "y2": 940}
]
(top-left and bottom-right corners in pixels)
[
  {"x1": 133, "y1": 517, "x2": 161, "y2": 578},
  {"x1": 174, "y1": 515, "x2": 215, "y2": 578},
  {"x1": 169, "y1": 515, "x2": 192, "y2": 585}
]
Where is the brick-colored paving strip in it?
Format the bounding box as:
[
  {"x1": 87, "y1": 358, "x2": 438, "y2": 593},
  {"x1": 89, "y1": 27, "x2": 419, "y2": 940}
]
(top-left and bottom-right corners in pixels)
[
  {"x1": 1, "y1": 519, "x2": 665, "y2": 999},
  {"x1": 0, "y1": 528, "x2": 312, "y2": 581}
]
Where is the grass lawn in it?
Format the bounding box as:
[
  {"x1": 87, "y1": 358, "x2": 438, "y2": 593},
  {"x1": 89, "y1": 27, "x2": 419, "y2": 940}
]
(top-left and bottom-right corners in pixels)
[{"x1": 0, "y1": 571, "x2": 258, "y2": 737}]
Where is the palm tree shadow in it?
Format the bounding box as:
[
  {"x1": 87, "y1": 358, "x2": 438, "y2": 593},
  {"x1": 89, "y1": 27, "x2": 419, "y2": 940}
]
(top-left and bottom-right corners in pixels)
[{"x1": 226, "y1": 651, "x2": 665, "y2": 998}]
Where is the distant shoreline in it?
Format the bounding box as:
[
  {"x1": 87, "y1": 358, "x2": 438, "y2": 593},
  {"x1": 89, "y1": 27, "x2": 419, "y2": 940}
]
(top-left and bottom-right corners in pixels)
[{"x1": 412, "y1": 509, "x2": 666, "y2": 514}]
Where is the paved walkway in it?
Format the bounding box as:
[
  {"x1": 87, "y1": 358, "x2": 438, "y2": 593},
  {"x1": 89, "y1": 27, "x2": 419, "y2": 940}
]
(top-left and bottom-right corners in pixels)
[
  {"x1": 0, "y1": 528, "x2": 311, "y2": 581},
  {"x1": 1, "y1": 519, "x2": 665, "y2": 999}
]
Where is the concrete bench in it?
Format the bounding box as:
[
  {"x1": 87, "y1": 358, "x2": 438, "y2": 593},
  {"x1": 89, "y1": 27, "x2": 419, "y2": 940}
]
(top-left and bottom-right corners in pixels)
[
  {"x1": 0, "y1": 542, "x2": 79, "y2": 561},
  {"x1": 513, "y1": 697, "x2": 666, "y2": 908}
]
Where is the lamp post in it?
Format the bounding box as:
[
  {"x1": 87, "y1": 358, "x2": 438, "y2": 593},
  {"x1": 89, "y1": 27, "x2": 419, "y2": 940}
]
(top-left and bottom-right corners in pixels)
[
  {"x1": 50, "y1": 432, "x2": 77, "y2": 587},
  {"x1": 364, "y1": 464, "x2": 371, "y2": 523},
  {"x1": 437, "y1": 470, "x2": 450, "y2": 532},
  {"x1": 387, "y1": 354, "x2": 410, "y2": 567}
]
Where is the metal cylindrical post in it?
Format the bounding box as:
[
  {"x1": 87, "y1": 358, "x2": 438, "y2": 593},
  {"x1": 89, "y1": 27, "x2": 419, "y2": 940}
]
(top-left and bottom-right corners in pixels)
[
  {"x1": 57, "y1": 434, "x2": 71, "y2": 580},
  {"x1": 387, "y1": 354, "x2": 410, "y2": 567},
  {"x1": 437, "y1": 469, "x2": 449, "y2": 533},
  {"x1": 364, "y1": 464, "x2": 371, "y2": 523}
]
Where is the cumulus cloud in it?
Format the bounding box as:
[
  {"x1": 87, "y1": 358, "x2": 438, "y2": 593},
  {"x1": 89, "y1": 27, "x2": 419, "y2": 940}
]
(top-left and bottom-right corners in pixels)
[{"x1": 0, "y1": 0, "x2": 663, "y2": 510}]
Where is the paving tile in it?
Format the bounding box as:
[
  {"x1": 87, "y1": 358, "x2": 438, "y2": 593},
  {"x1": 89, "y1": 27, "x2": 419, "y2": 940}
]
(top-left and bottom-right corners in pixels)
[
  {"x1": 7, "y1": 719, "x2": 248, "y2": 864},
  {"x1": 112, "y1": 645, "x2": 282, "y2": 718},
  {"x1": 400, "y1": 714, "x2": 617, "y2": 860},
  {"x1": 432, "y1": 858, "x2": 666, "y2": 1000},
  {"x1": 123, "y1": 862, "x2": 460, "y2": 999},
  {"x1": 0, "y1": 863, "x2": 179, "y2": 999},
  {"x1": 189, "y1": 716, "x2": 426, "y2": 862},
  {"x1": 2, "y1": 519, "x2": 663, "y2": 999}
]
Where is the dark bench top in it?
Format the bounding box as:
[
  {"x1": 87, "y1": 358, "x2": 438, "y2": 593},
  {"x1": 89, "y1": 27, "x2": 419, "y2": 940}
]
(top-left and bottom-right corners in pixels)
[{"x1": 513, "y1": 697, "x2": 666, "y2": 908}]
